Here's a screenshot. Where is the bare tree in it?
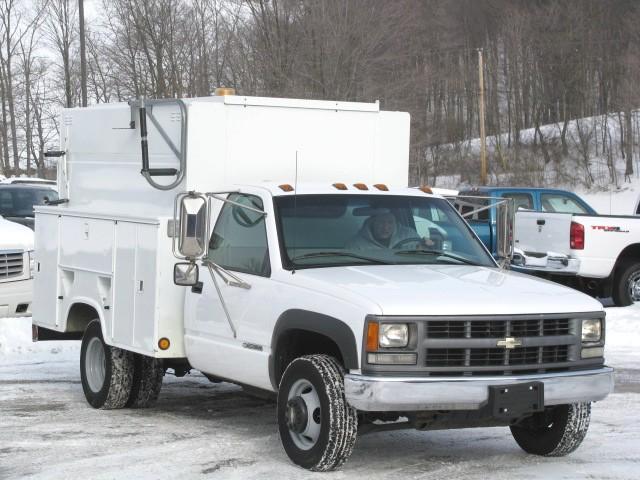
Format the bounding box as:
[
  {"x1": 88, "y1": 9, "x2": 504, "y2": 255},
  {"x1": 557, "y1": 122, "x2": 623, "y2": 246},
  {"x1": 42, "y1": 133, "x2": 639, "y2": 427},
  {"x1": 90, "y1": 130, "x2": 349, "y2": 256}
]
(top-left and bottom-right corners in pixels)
[{"x1": 45, "y1": 0, "x2": 77, "y2": 108}]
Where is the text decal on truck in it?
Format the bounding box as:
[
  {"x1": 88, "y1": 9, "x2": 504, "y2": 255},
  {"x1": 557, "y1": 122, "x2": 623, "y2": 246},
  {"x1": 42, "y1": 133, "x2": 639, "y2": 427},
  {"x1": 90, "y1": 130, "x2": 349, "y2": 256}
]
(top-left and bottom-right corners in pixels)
[{"x1": 591, "y1": 225, "x2": 629, "y2": 233}]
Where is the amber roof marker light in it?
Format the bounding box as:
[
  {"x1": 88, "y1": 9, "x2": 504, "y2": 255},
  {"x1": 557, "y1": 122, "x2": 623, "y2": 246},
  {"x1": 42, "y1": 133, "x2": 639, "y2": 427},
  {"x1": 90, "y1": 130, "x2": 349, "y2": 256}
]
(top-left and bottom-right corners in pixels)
[
  {"x1": 332, "y1": 183, "x2": 348, "y2": 190},
  {"x1": 373, "y1": 184, "x2": 389, "y2": 191},
  {"x1": 353, "y1": 183, "x2": 368, "y2": 191},
  {"x1": 214, "y1": 87, "x2": 236, "y2": 96},
  {"x1": 279, "y1": 184, "x2": 294, "y2": 192},
  {"x1": 419, "y1": 186, "x2": 433, "y2": 194}
]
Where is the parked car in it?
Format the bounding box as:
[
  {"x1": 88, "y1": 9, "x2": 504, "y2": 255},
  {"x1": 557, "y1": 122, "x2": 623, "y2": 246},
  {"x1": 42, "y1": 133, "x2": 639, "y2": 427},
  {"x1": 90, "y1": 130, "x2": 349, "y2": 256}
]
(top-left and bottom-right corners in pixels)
[
  {"x1": 0, "y1": 184, "x2": 58, "y2": 230},
  {"x1": 0, "y1": 215, "x2": 34, "y2": 318}
]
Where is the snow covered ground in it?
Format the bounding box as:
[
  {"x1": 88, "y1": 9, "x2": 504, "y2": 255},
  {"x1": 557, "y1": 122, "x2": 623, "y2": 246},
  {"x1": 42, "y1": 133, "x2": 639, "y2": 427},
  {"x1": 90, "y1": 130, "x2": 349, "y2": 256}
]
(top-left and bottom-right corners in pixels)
[{"x1": 1, "y1": 305, "x2": 638, "y2": 480}]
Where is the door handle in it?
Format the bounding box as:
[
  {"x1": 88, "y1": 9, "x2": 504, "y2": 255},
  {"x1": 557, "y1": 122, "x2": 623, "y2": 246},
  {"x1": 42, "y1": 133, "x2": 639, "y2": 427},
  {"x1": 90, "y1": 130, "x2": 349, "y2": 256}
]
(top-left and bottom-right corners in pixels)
[{"x1": 536, "y1": 219, "x2": 546, "y2": 226}]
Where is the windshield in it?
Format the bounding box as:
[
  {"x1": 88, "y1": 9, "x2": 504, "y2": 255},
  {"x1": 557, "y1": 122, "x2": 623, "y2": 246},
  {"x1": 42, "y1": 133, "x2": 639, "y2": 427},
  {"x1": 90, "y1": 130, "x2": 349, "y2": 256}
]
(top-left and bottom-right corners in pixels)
[
  {"x1": 275, "y1": 195, "x2": 496, "y2": 269},
  {"x1": 0, "y1": 188, "x2": 58, "y2": 217}
]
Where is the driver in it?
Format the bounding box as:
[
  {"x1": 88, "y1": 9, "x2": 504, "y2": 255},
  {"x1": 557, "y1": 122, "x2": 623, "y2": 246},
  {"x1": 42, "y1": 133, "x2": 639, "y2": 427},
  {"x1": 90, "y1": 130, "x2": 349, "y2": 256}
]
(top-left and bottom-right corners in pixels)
[{"x1": 348, "y1": 211, "x2": 433, "y2": 249}]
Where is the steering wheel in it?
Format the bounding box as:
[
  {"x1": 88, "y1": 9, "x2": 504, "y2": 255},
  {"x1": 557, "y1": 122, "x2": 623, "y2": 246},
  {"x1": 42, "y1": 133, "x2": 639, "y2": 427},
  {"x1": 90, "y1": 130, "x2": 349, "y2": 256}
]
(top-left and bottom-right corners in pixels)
[
  {"x1": 392, "y1": 236, "x2": 427, "y2": 249},
  {"x1": 232, "y1": 204, "x2": 262, "y2": 227}
]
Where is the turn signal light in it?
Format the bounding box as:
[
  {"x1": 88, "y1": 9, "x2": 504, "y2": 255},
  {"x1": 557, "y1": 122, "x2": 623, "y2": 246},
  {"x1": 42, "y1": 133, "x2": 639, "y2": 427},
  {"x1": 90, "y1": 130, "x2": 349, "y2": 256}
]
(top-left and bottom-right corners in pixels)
[
  {"x1": 366, "y1": 322, "x2": 379, "y2": 352},
  {"x1": 353, "y1": 183, "x2": 368, "y2": 191},
  {"x1": 333, "y1": 183, "x2": 348, "y2": 190},
  {"x1": 158, "y1": 337, "x2": 171, "y2": 350}
]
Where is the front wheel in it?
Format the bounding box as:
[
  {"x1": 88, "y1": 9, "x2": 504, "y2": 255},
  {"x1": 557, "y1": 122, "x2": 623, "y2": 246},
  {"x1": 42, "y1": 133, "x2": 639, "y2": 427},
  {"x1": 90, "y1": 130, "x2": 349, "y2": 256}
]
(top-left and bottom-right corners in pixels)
[
  {"x1": 510, "y1": 403, "x2": 591, "y2": 456},
  {"x1": 80, "y1": 320, "x2": 134, "y2": 409},
  {"x1": 612, "y1": 260, "x2": 640, "y2": 307},
  {"x1": 277, "y1": 355, "x2": 357, "y2": 471}
]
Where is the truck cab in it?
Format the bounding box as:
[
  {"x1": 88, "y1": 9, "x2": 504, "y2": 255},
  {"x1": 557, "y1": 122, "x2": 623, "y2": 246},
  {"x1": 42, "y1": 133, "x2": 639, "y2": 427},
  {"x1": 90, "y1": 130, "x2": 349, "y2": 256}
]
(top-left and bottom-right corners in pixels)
[{"x1": 458, "y1": 187, "x2": 597, "y2": 216}]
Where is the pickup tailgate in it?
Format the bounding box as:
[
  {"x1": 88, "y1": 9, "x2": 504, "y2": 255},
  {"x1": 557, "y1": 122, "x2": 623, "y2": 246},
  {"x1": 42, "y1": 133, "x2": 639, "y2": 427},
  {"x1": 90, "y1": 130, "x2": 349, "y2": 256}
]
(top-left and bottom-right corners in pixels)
[{"x1": 515, "y1": 210, "x2": 573, "y2": 255}]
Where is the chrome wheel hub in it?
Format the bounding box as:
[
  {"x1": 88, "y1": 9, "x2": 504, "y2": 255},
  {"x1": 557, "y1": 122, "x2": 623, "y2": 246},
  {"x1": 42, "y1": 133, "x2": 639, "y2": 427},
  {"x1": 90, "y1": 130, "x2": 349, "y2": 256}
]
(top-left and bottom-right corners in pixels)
[{"x1": 628, "y1": 272, "x2": 640, "y2": 303}]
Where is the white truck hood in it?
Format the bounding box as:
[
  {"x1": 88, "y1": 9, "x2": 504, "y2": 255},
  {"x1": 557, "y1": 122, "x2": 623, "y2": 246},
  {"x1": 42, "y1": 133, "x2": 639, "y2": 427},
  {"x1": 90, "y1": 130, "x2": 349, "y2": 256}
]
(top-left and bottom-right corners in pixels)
[
  {"x1": 288, "y1": 264, "x2": 603, "y2": 316},
  {"x1": 0, "y1": 216, "x2": 34, "y2": 251}
]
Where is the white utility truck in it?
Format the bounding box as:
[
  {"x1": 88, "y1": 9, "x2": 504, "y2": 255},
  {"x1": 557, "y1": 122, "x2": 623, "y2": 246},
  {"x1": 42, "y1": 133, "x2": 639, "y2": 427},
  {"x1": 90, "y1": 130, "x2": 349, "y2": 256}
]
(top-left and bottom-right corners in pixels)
[
  {"x1": 514, "y1": 210, "x2": 640, "y2": 306},
  {"x1": 33, "y1": 95, "x2": 612, "y2": 471},
  {"x1": 0, "y1": 216, "x2": 33, "y2": 318}
]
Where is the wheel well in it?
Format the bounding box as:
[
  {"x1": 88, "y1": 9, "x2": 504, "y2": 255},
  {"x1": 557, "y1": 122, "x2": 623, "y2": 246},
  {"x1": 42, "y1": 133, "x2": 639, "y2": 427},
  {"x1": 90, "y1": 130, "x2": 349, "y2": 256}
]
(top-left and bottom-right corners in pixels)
[
  {"x1": 273, "y1": 329, "x2": 344, "y2": 388},
  {"x1": 616, "y1": 243, "x2": 640, "y2": 262},
  {"x1": 66, "y1": 303, "x2": 99, "y2": 333}
]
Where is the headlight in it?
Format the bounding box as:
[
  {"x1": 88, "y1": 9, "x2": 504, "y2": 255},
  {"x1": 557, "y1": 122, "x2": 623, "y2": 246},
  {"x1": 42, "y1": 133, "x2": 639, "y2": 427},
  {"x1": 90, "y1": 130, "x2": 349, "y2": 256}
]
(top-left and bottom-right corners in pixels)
[
  {"x1": 379, "y1": 324, "x2": 409, "y2": 348},
  {"x1": 582, "y1": 319, "x2": 602, "y2": 343}
]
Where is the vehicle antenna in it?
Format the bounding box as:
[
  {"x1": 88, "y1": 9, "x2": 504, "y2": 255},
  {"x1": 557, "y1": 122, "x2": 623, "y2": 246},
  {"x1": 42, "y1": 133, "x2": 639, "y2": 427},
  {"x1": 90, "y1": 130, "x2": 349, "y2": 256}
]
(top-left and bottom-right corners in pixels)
[{"x1": 292, "y1": 151, "x2": 299, "y2": 274}]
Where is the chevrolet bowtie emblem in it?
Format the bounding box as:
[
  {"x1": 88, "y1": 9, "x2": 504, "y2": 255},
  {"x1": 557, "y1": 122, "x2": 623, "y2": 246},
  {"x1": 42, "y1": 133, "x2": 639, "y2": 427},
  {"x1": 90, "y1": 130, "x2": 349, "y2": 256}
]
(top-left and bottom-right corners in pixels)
[{"x1": 497, "y1": 337, "x2": 522, "y2": 349}]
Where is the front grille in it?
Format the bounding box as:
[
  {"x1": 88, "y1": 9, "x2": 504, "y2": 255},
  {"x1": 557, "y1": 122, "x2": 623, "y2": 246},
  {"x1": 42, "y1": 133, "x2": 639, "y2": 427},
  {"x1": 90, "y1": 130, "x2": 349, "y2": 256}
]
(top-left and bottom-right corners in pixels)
[
  {"x1": 0, "y1": 251, "x2": 24, "y2": 279},
  {"x1": 425, "y1": 318, "x2": 570, "y2": 338},
  {"x1": 425, "y1": 345, "x2": 569, "y2": 369},
  {"x1": 419, "y1": 316, "x2": 578, "y2": 376}
]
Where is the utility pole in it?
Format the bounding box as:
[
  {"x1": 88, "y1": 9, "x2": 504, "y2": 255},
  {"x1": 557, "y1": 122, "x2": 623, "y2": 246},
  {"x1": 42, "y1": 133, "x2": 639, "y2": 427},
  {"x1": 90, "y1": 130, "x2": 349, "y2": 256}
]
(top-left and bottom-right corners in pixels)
[
  {"x1": 79, "y1": 0, "x2": 88, "y2": 107},
  {"x1": 478, "y1": 48, "x2": 487, "y2": 185}
]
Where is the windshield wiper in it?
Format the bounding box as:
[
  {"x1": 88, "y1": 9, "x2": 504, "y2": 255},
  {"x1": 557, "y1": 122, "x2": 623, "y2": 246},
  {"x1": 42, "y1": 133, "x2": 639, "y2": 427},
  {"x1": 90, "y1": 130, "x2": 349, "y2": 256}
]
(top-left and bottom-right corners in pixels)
[
  {"x1": 394, "y1": 249, "x2": 477, "y2": 265},
  {"x1": 290, "y1": 251, "x2": 391, "y2": 265}
]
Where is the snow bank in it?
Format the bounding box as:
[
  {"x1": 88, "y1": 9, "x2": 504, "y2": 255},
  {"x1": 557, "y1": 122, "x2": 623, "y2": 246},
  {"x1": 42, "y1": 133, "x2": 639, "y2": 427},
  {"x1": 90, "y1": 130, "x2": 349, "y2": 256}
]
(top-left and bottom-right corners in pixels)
[
  {"x1": 604, "y1": 304, "x2": 640, "y2": 368},
  {"x1": 0, "y1": 317, "x2": 79, "y2": 364}
]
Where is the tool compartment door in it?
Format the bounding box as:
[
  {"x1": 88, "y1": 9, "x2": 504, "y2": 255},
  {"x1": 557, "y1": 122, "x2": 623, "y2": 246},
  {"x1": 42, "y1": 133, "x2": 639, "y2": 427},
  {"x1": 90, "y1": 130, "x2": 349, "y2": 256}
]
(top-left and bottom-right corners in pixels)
[{"x1": 33, "y1": 213, "x2": 60, "y2": 328}]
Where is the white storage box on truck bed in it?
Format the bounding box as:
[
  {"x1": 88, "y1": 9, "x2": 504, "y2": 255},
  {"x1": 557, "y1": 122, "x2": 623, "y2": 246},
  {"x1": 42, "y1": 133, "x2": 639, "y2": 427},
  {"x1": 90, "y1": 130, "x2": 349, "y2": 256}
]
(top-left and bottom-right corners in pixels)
[{"x1": 33, "y1": 94, "x2": 612, "y2": 471}]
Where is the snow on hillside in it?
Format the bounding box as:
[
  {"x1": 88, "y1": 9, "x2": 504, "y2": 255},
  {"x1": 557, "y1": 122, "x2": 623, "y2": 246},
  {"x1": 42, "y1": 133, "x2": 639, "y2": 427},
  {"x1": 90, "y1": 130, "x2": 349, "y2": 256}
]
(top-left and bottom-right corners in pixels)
[{"x1": 429, "y1": 112, "x2": 640, "y2": 202}]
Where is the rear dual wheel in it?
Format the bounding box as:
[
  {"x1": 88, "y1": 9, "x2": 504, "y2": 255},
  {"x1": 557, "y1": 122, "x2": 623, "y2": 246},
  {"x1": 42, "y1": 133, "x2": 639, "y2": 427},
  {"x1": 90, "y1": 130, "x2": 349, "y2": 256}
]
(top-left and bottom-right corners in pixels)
[{"x1": 80, "y1": 320, "x2": 163, "y2": 409}]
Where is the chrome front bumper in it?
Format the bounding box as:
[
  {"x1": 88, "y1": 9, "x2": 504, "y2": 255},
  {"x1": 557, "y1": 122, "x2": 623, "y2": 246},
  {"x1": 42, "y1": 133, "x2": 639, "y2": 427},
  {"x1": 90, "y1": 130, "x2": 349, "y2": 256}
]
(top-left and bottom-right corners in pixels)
[{"x1": 344, "y1": 367, "x2": 614, "y2": 411}]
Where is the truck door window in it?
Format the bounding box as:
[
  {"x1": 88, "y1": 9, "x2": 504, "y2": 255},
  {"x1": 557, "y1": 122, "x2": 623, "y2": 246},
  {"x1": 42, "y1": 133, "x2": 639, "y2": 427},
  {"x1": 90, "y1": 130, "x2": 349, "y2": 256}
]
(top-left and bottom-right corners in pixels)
[
  {"x1": 502, "y1": 193, "x2": 533, "y2": 211},
  {"x1": 208, "y1": 193, "x2": 270, "y2": 276},
  {"x1": 540, "y1": 193, "x2": 589, "y2": 214}
]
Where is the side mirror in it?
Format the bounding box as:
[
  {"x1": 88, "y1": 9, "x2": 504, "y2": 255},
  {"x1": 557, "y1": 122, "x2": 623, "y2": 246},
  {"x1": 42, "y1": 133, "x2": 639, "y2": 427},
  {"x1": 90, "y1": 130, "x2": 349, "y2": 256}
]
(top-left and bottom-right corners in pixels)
[
  {"x1": 174, "y1": 262, "x2": 199, "y2": 286},
  {"x1": 178, "y1": 194, "x2": 208, "y2": 258}
]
